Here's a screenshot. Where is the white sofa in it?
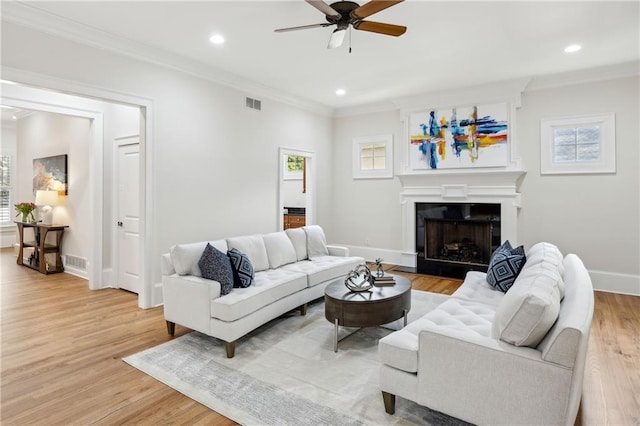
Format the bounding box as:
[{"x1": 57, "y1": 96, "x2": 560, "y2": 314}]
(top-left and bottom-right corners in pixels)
[
  {"x1": 379, "y1": 242, "x2": 594, "y2": 425},
  {"x1": 161, "y1": 225, "x2": 364, "y2": 358}
]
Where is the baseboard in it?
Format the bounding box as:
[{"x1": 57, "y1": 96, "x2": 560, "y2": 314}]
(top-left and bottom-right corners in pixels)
[
  {"x1": 588, "y1": 270, "x2": 640, "y2": 296},
  {"x1": 345, "y1": 246, "x2": 416, "y2": 267},
  {"x1": 63, "y1": 266, "x2": 89, "y2": 280}
]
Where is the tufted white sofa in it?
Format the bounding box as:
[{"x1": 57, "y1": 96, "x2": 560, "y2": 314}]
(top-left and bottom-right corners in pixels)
[
  {"x1": 161, "y1": 225, "x2": 364, "y2": 357},
  {"x1": 378, "y1": 242, "x2": 594, "y2": 425}
]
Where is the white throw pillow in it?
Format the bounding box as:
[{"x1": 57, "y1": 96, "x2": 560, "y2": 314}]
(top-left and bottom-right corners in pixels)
[
  {"x1": 285, "y1": 228, "x2": 308, "y2": 261},
  {"x1": 493, "y1": 269, "x2": 561, "y2": 347},
  {"x1": 226, "y1": 234, "x2": 270, "y2": 272},
  {"x1": 523, "y1": 242, "x2": 566, "y2": 297},
  {"x1": 303, "y1": 225, "x2": 329, "y2": 258},
  {"x1": 263, "y1": 231, "x2": 298, "y2": 269},
  {"x1": 170, "y1": 239, "x2": 228, "y2": 276}
]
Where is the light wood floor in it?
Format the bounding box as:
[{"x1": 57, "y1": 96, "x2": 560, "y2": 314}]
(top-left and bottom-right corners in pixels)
[{"x1": 1, "y1": 248, "x2": 638, "y2": 425}]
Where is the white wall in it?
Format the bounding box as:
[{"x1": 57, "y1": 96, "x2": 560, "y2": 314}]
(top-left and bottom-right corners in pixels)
[
  {"x1": 331, "y1": 75, "x2": 639, "y2": 295},
  {"x1": 517, "y1": 76, "x2": 639, "y2": 294},
  {"x1": 17, "y1": 111, "x2": 91, "y2": 261},
  {"x1": 1, "y1": 21, "x2": 333, "y2": 301},
  {"x1": 331, "y1": 110, "x2": 404, "y2": 251},
  {"x1": 3, "y1": 21, "x2": 637, "y2": 297}
]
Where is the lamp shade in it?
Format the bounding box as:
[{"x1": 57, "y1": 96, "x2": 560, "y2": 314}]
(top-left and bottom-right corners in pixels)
[{"x1": 35, "y1": 190, "x2": 58, "y2": 206}]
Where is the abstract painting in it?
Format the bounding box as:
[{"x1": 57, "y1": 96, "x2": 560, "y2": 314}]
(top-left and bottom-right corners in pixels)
[
  {"x1": 409, "y1": 103, "x2": 509, "y2": 169},
  {"x1": 33, "y1": 154, "x2": 68, "y2": 195}
]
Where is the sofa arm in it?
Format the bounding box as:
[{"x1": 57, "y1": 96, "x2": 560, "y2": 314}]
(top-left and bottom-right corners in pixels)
[
  {"x1": 326, "y1": 245, "x2": 349, "y2": 257},
  {"x1": 417, "y1": 327, "x2": 575, "y2": 425},
  {"x1": 162, "y1": 274, "x2": 222, "y2": 335},
  {"x1": 160, "y1": 253, "x2": 175, "y2": 275}
]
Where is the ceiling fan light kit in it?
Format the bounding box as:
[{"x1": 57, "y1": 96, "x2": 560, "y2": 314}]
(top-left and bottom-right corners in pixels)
[{"x1": 275, "y1": 0, "x2": 406, "y2": 49}]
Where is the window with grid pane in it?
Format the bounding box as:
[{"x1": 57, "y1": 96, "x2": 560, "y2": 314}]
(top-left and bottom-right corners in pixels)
[
  {"x1": 553, "y1": 126, "x2": 600, "y2": 163},
  {"x1": 360, "y1": 143, "x2": 386, "y2": 170},
  {"x1": 352, "y1": 134, "x2": 393, "y2": 179},
  {"x1": 0, "y1": 155, "x2": 11, "y2": 223},
  {"x1": 540, "y1": 113, "x2": 615, "y2": 175}
]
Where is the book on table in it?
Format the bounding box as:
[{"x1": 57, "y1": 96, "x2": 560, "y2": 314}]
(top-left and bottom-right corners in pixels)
[{"x1": 374, "y1": 274, "x2": 396, "y2": 286}]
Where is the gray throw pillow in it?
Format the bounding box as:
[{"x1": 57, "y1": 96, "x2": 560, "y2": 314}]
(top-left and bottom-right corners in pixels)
[
  {"x1": 198, "y1": 243, "x2": 234, "y2": 295},
  {"x1": 486, "y1": 240, "x2": 526, "y2": 292},
  {"x1": 227, "y1": 248, "x2": 254, "y2": 288}
]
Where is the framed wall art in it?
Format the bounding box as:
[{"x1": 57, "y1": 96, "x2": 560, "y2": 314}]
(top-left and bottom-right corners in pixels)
[
  {"x1": 33, "y1": 154, "x2": 68, "y2": 195},
  {"x1": 408, "y1": 103, "x2": 509, "y2": 170}
]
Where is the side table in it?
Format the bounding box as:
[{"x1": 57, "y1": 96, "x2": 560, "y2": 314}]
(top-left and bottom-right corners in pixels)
[{"x1": 15, "y1": 222, "x2": 69, "y2": 274}]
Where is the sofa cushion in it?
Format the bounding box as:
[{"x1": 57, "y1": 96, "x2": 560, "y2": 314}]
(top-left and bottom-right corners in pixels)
[
  {"x1": 494, "y1": 268, "x2": 562, "y2": 347},
  {"x1": 263, "y1": 231, "x2": 298, "y2": 269},
  {"x1": 285, "y1": 228, "x2": 308, "y2": 261},
  {"x1": 486, "y1": 240, "x2": 526, "y2": 292},
  {"x1": 170, "y1": 239, "x2": 228, "y2": 276},
  {"x1": 303, "y1": 225, "x2": 329, "y2": 258},
  {"x1": 523, "y1": 242, "x2": 565, "y2": 297},
  {"x1": 226, "y1": 234, "x2": 270, "y2": 272},
  {"x1": 198, "y1": 243, "x2": 234, "y2": 295},
  {"x1": 280, "y1": 255, "x2": 364, "y2": 287},
  {"x1": 379, "y1": 297, "x2": 496, "y2": 373},
  {"x1": 210, "y1": 268, "x2": 307, "y2": 322},
  {"x1": 227, "y1": 248, "x2": 254, "y2": 288},
  {"x1": 450, "y1": 271, "x2": 504, "y2": 309}
]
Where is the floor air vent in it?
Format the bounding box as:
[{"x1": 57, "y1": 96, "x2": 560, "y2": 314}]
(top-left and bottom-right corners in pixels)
[
  {"x1": 245, "y1": 97, "x2": 261, "y2": 111},
  {"x1": 65, "y1": 254, "x2": 87, "y2": 270}
]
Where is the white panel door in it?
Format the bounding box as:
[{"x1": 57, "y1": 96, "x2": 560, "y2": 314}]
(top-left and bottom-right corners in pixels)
[{"x1": 117, "y1": 141, "x2": 140, "y2": 293}]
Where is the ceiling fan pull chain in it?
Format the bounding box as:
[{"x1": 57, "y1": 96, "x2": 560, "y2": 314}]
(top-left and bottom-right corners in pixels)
[{"x1": 349, "y1": 26, "x2": 352, "y2": 53}]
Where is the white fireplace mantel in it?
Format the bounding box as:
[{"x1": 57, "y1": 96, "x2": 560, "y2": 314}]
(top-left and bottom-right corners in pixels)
[{"x1": 397, "y1": 169, "x2": 526, "y2": 267}]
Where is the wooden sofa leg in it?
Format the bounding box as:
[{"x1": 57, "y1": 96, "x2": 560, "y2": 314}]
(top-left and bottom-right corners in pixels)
[
  {"x1": 382, "y1": 391, "x2": 396, "y2": 414},
  {"x1": 166, "y1": 321, "x2": 176, "y2": 336},
  {"x1": 299, "y1": 303, "x2": 307, "y2": 316},
  {"x1": 225, "y1": 341, "x2": 236, "y2": 358}
]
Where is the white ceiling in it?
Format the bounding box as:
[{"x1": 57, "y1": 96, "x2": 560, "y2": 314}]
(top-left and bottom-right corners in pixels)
[{"x1": 4, "y1": 1, "x2": 640, "y2": 111}]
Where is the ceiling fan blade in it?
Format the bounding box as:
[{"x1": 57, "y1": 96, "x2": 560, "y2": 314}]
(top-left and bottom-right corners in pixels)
[
  {"x1": 275, "y1": 23, "x2": 334, "y2": 33},
  {"x1": 305, "y1": 0, "x2": 341, "y2": 19},
  {"x1": 353, "y1": 20, "x2": 406, "y2": 36},
  {"x1": 327, "y1": 28, "x2": 347, "y2": 49},
  {"x1": 352, "y1": 0, "x2": 404, "y2": 20}
]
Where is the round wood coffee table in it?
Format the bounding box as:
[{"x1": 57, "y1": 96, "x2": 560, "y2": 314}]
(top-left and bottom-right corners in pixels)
[{"x1": 324, "y1": 274, "x2": 411, "y2": 352}]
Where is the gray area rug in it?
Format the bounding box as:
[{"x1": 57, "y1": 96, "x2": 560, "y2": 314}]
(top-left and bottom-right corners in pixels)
[{"x1": 124, "y1": 290, "x2": 472, "y2": 426}]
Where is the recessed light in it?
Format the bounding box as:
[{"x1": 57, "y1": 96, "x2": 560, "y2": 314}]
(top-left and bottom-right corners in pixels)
[
  {"x1": 335, "y1": 88, "x2": 346, "y2": 96},
  {"x1": 209, "y1": 34, "x2": 225, "y2": 45},
  {"x1": 564, "y1": 44, "x2": 581, "y2": 53}
]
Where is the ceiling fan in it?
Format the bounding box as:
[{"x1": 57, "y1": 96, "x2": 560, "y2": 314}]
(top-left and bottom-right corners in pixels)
[{"x1": 275, "y1": 0, "x2": 406, "y2": 49}]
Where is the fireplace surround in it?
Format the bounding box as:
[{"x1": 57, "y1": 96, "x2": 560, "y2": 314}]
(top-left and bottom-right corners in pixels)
[{"x1": 397, "y1": 170, "x2": 525, "y2": 278}]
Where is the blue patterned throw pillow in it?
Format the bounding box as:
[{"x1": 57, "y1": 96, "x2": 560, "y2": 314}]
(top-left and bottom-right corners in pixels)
[
  {"x1": 198, "y1": 243, "x2": 234, "y2": 295},
  {"x1": 227, "y1": 248, "x2": 254, "y2": 288},
  {"x1": 486, "y1": 240, "x2": 526, "y2": 292}
]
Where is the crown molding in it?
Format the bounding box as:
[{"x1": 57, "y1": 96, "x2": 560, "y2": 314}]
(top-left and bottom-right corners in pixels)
[
  {"x1": 526, "y1": 61, "x2": 639, "y2": 92},
  {"x1": 1, "y1": 1, "x2": 332, "y2": 117}
]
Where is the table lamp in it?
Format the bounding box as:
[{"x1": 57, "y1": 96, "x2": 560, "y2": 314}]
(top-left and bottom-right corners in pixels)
[{"x1": 35, "y1": 190, "x2": 58, "y2": 225}]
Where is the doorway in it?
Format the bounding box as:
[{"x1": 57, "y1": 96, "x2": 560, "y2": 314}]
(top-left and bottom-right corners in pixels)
[
  {"x1": 1, "y1": 78, "x2": 154, "y2": 308},
  {"x1": 278, "y1": 148, "x2": 315, "y2": 231}
]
